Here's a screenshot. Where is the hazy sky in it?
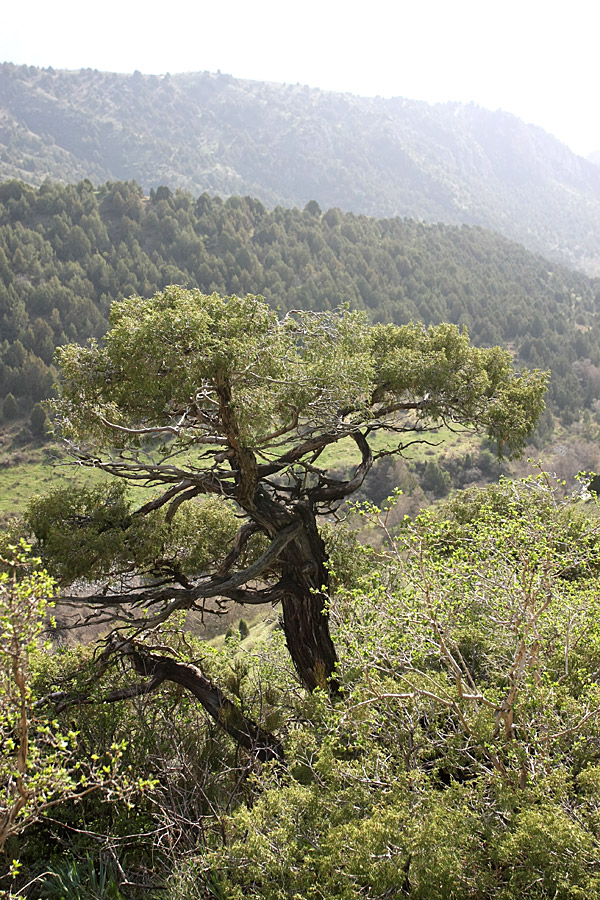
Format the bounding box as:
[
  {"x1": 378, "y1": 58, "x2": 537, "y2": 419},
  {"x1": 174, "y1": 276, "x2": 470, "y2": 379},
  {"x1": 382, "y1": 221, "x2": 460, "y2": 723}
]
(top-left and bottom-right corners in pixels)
[{"x1": 2, "y1": 0, "x2": 599, "y2": 157}]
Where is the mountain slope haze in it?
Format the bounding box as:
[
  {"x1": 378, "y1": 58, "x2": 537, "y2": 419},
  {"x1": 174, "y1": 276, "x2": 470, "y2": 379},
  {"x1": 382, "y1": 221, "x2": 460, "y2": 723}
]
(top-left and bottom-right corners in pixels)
[{"x1": 1, "y1": 63, "x2": 600, "y2": 273}]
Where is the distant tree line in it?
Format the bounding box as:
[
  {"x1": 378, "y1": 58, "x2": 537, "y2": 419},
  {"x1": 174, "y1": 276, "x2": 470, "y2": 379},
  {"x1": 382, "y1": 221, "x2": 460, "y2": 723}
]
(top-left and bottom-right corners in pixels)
[{"x1": 0, "y1": 178, "x2": 599, "y2": 426}]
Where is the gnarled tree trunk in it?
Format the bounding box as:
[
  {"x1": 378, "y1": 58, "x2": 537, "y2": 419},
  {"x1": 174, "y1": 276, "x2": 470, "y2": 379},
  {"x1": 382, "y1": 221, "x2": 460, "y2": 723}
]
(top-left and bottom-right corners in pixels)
[{"x1": 279, "y1": 505, "x2": 339, "y2": 694}]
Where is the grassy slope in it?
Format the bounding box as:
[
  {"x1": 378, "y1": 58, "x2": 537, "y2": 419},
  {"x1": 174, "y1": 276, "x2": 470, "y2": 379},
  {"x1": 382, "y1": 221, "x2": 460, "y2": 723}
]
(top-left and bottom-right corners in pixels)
[
  {"x1": 0, "y1": 421, "x2": 107, "y2": 520},
  {"x1": 0, "y1": 421, "x2": 480, "y2": 520},
  {"x1": 318, "y1": 424, "x2": 478, "y2": 470}
]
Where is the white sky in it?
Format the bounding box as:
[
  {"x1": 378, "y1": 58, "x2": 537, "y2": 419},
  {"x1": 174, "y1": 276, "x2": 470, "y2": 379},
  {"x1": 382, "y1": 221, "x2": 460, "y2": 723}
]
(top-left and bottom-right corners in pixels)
[{"x1": 2, "y1": 0, "x2": 599, "y2": 157}]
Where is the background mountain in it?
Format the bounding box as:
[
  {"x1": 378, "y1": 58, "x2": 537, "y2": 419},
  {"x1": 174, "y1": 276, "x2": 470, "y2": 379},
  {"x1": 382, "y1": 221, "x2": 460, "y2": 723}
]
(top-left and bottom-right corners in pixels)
[{"x1": 2, "y1": 63, "x2": 600, "y2": 274}]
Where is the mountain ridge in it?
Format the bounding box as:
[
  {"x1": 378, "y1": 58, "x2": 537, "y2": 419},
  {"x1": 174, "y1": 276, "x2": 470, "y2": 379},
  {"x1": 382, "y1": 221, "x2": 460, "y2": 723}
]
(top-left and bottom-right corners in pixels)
[{"x1": 1, "y1": 62, "x2": 600, "y2": 273}]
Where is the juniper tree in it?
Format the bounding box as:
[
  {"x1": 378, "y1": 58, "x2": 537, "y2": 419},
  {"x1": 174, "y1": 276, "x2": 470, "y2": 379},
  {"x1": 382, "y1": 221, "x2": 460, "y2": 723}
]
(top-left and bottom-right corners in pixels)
[{"x1": 27, "y1": 288, "x2": 546, "y2": 756}]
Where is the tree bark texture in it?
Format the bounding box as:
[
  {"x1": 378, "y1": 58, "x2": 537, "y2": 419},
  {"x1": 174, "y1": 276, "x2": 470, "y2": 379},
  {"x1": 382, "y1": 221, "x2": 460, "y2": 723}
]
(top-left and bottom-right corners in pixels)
[
  {"x1": 279, "y1": 506, "x2": 339, "y2": 694},
  {"x1": 125, "y1": 645, "x2": 284, "y2": 762}
]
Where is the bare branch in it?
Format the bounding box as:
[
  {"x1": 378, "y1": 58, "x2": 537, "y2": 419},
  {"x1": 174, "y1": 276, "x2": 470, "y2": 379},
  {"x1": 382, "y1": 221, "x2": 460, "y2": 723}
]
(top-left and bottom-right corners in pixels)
[
  {"x1": 114, "y1": 640, "x2": 283, "y2": 760},
  {"x1": 134, "y1": 480, "x2": 196, "y2": 516},
  {"x1": 43, "y1": 642, "x2": 283, "y2": 762},
  {"x1": 309, "y1": 432, "x2": 373, "y2": 503},
  {"x1": 217, "y1": 522, "x2": 259, "y2": 575},
  {"x1": 58, "y1": 522, "x2": 303, "y2": 614}
]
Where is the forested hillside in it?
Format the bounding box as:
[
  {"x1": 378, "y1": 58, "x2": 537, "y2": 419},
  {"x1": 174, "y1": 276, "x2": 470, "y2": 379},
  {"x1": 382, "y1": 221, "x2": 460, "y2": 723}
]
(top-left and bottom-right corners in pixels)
[
  {"x1": 2, "y1": 63, "x2": 600, "y2": 272},
  {"x1": 1, "y1": 178, "x2": 599, "y2": 427}
]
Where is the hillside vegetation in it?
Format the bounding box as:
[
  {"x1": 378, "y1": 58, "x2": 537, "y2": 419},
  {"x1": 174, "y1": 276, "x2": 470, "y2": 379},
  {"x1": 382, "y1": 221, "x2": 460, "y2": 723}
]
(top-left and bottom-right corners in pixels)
[
  {"x1": 0, "y1": 290, "x2": 569, "y2": 899},
  {"x1": 5, "y1": 60, "x2": 600, "y2": 900},
  {"x1": 7, "y1": 472, "x2": 600, "y2": 898},
  {"x1": 2, "y1": 63, "x2": 600, "y2": 272},
  {"x1": 1, "y1": 178, "x2": 599, "y2": 429}
]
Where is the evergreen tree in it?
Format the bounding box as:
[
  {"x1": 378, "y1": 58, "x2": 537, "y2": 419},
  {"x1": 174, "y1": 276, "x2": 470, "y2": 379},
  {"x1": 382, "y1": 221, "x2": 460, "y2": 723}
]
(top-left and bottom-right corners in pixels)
[{"x1": 27, "y1": 288, "x2": 545, "y2": 756}]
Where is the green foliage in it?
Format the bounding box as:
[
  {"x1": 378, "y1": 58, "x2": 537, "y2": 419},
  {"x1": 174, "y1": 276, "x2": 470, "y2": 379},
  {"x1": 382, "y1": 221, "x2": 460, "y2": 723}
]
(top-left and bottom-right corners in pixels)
[
  {"x1": 16, "y1": 630, "x2": 292, "y2": 892},
  {"x1": 52, "y1": 289, "x2": 544, "y2": 464},
  {"x1": 0, "y1": 177, "x2": 591, "y2": 424},
  {"x1": 420, "y1": 459, "x2": 452, "y2": 497},
  {"x1": 2, "y1": 392, "x2": 18, "y2": 420},
  {"x1": 56, "y1": 289, "x2": 373, "y2": 446},
  {"x1": 38, "y1": 854, "x2": 124, "y2": 900},
  {"x1": 29, "y1": 401, "x2": 48, "y2": 437},
  {"x1": 24, "y1": 289, "x2": 544, "y2": 654},
  {"x1": 0, "y1": 543, "x2": 134, "y2": 859},
  {"x1": 344, "y1": 472, "x2": 600, "y2": 784},
  {"x1": 25, "y1": 483, "x2": 240, "y2": 585},
  {"x1": 371, "y1": 321, "x2": 547, "y2": 456},
  {"x1": 10, "y1": 474, "x2": 600, "y2": 896},
  {"x1": 169, "y1": 473, "x2": 600, "y2": 899},
  {"x1": 493, "y1": 803, "x2": 600, "y2": 898},
  {"x1": 320, "y1": 519, "x2": 376, "y2": 592}
]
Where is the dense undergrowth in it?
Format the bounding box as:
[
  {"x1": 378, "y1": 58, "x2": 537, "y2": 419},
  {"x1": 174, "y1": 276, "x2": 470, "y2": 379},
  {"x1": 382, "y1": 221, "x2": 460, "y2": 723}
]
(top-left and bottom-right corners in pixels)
[{"x1": 4, "y1": 472, "x2": 600, "y2": 898}]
